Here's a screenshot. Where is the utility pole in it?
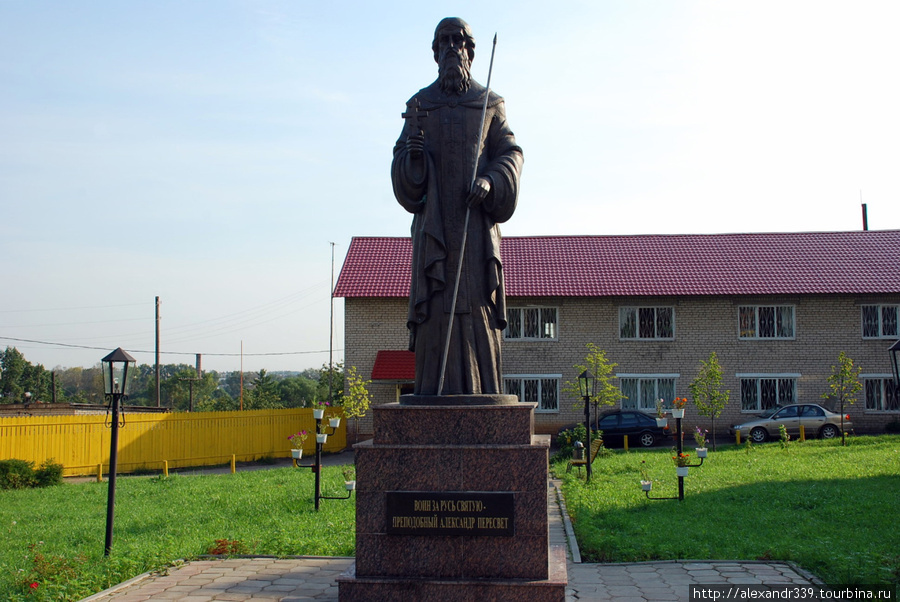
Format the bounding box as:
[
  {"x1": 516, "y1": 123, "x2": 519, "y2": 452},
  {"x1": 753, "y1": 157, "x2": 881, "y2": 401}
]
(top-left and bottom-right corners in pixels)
[
  {"x1": 328, "y1": 242, "x2": 335, "y2": 404},
  {"x1": 178, "y1": 354, "x2": 203, "y2": 411},
  {"x1": 240, "y1": 341, "x2": 244, "y2": 411},
  {"x1": 155, "y1": 296, "x2": 161, "y2": 407}
]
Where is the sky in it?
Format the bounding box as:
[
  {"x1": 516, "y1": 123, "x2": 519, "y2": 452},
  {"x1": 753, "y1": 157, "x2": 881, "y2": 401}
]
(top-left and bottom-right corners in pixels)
[{"x1": 2, "y1": 1, "x2": 899, "y2": 374}]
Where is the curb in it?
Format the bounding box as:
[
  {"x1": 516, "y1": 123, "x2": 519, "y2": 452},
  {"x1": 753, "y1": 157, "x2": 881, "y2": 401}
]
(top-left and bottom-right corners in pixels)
[
  {"x1": 550, "y1": 478, "x2": 581, "y2": 563},
  {"x1": 79, "y1": 568, "x2": 157, "y2": 601}
]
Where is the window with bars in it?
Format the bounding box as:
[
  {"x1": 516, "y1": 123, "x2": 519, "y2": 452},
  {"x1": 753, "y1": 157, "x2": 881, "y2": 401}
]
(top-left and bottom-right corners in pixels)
[
  {"x1": 504, "y1": 375, "x2": 559, "y2": 412},
  {"x1": 740, "y1": 376, "x2": 797, "y2": 411},
  {"x1": 864, "y1": 378, "x2": 900, "y2": 412},
  {"x1": 739, "y1": 306, "x2": 795, "y2": 339},
  {"x1": 861, "y1": 305, "x2": 899, "y2": 339},
  {"x1": 619, "y1": 376, "x2": 677, "y2": 410},
  {"x1": 505, "y1": 307, "x2": 558, "y2": 341},
  {"x1": 619, "y1": 307, "x2": 674, "y2": 340}
]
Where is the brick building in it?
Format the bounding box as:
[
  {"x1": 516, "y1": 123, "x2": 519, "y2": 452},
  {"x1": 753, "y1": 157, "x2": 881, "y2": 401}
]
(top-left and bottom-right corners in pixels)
[{"x1": 334, "y1": 230, "x2": 900, "y2": 438}]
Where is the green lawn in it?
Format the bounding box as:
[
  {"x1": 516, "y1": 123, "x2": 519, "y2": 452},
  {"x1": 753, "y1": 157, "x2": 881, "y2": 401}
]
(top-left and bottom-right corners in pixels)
[
  {"x1": 4, "y1": 436, "x2": 898, "y2": 599},
  {"x1": 553, "y1": 434, "x2": 900, "y2": 588},
  {"x1": 0, "y1": 465, "x2": 355, "y2": 600}
]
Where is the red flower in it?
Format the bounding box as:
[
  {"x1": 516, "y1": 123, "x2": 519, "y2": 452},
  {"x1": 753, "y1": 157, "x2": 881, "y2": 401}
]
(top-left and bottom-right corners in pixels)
[{"x1": 30, "y1": 582, "x2": 39, "y2": 589}]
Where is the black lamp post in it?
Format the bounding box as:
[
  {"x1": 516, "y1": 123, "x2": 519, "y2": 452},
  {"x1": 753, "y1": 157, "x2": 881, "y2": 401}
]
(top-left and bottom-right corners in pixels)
[
  {"x1": 101, "y1": 347, "x2": 136, "y2": 556},
  {"x1": 889, "y1": 339, "x2": 900, "y2": 390},
  {"x1": 578, "y1": 370, "x2": 597, "y2": 483}
]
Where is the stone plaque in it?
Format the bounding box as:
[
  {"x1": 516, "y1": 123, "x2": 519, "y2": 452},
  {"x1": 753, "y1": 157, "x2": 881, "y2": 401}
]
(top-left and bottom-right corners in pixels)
[{"x1": 386, "y1": 491, "x2": 515, "y2": 536}]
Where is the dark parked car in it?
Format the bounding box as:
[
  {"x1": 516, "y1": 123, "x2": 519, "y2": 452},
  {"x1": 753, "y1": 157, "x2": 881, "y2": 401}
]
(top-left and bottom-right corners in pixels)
[
  {"x1": 559, "y1": 410, "x2": 670, "y2": 448},
  {"x1": 729, "y1": 403, "x2": 852, "y2": 443}
]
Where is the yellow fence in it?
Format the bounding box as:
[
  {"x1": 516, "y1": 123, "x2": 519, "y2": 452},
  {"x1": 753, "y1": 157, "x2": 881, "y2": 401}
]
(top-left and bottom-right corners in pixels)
[{"x1": 0, "y1": 408, "x2": 346, "y2": 477}]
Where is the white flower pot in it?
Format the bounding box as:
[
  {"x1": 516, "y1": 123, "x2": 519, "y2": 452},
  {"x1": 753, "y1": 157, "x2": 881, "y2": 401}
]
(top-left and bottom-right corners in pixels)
[
  {"x1": 316, "y1": 433, "x2": 327, "y2": 444},
  {"x1": 656, "y1": 418, "x2": 667, "y2": 427},
  {"x1": 291, "y1": 449, "x2": 303, "y2": 459},
  {"x1": 672, "y1": 409, "x2": 685, "y2": 419},
  {"x1": 329, "y1": 418, "x2": 341, "y2": 428},
  {"x1": 641, "y1": 480, "x2": 652, "y2": 492},
  {"x1": 313, "y1": 409, "x2": 325, "y2": 420},
  {"x1": 345, "y1": 480, "x2": 356, "y2": 491},
  {"x1": 676, "y1": 466, "x2": 689, "y2": 477},
  {"x1": 696, "y1": 447, "x2": 708, "y2": 458}
]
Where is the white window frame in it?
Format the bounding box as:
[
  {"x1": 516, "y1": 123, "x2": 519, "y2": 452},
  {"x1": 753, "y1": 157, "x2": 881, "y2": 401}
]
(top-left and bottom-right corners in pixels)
[
  {"x1": 504, "y1": 374, "x2": 560, "y2": 413},
  {"x1": 737, "y1": 373, "x2": 799, "y2": 412},
  {"x1": 504, "y1": 307, "x2": 558, "y2": 341},
  {"x1": 619, "y1": 306, "x2": 675, "y2": 340},
  {"x1": 862, "y1": 374, "x2": 900, "y2": 412},
  {"x1": 738, "y1": 305, "x2": 796, "y2": 340},
  {"x1": 617, "y1": 374, "x2": 679, "y2": 411},
  {"x1": 861, "y1": 305, "x2": 900, "y2": 339}
]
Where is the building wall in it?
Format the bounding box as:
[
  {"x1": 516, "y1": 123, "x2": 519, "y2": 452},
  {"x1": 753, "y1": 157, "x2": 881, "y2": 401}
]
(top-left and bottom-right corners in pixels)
[
  {"x1": 344, "y1": 294, "x2": 899, "y2": 438},
  {"x1": 343, "y1": 298, "x2": 409, "y2": 437}
]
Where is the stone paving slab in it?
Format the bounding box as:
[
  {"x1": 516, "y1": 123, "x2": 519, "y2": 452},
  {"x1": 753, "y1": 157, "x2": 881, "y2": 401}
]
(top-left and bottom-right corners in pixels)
[{"x1": 83, "y1": 481, "x2": 822, "y2": 601}]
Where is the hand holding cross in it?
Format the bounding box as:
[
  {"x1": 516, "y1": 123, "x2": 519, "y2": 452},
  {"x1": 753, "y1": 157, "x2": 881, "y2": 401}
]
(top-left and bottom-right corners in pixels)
[{"x1": 402, "y1": 97, "x2": 429, "y2": 159}]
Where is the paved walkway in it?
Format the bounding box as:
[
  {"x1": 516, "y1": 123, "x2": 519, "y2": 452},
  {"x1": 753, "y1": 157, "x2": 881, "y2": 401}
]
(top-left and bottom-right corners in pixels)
[{"x1": 83, "y1": 478, "x2": 822, "y2": 601}]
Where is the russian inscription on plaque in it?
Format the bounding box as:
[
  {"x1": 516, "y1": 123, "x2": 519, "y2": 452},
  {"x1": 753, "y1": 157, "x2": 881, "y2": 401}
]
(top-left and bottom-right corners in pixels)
[{"x1": 386, "y1": 491, "x2": 515, "y2": 536}]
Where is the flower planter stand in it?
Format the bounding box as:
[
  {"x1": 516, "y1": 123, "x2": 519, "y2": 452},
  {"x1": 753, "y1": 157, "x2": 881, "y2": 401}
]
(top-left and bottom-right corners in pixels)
[
  {"x1": 295, "y1": 412, "x2": 351, "y2": 510},
  {"x1": 642, "y1": 408, "x2": 708, "y2": 502}
]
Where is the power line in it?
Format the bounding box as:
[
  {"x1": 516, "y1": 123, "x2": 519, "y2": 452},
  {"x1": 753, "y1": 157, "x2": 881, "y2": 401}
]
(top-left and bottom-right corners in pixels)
[
  {"x1": 0, "y1": 302, "x2": 147, "y2": 314},
  {"x1": 0, "y1": 336, "x2": 339, "y2": 358}
]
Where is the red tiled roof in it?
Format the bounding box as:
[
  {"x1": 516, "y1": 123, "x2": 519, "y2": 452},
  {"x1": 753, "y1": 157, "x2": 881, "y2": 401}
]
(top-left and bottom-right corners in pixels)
[
  {"x1": 333, "y1": 231, "x2": 900, "y2": 298},
  {"x1": 370, "y1": 350, "x2": 415, "y2": 380}
]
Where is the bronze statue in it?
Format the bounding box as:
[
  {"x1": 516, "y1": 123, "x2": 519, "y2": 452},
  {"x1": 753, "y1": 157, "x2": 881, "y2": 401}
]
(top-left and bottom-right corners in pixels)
[{"x1": 392, "y1": 18, "x2": 524, "y2": 396}]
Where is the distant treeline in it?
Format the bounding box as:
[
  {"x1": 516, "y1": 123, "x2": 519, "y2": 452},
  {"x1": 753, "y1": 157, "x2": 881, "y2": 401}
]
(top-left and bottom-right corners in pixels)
[{"x1": 0, "y1": 346, "x2": 344, "y2": 411}]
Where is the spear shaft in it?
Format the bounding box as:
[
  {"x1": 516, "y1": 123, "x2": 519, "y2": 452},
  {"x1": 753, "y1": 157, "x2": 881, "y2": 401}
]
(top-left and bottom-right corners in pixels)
[{"x1": 438, "y1": 33, "x2": 498, "y2": 396}]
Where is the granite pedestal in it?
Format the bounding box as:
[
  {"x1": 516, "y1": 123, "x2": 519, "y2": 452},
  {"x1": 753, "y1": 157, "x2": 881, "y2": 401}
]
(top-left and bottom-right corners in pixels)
[{"x1": 337, "y1": 397, "x2": 567, "y2": 601}]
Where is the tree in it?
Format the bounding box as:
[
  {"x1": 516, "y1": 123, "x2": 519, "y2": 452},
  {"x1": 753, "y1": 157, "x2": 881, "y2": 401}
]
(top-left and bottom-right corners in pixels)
[
  {"x1": 159, "y1": 366, "x2": 220, "y2": 411},
  {"x1": 243, "y1": 369, "x2": 283, "y2": 410},
  {"x1": 0, "y1": 347, "x2": 27, "y2": 402},
  {"x1": 22, "y1": 362, "x2": 52, "y2": 402},
  {"x1": 822, "y1": 351, "x2": 862, "y2": 446},
  {"x1": 278, "y1": 375, "x2": 318, "y2": 408},
  {"x1": 0, "y1": 347, "x2": 52, "y2": 403},
  {"x1": 315, "y1": 362, "x2": 344, "y2": 406},
  {"x1": 196, "y1": 391, "x2": 237, "y2": 412},
  {"x1": 55, "y1": 365, "x2": 104, "y2": 404},
  {"x1": 688, "y1": 351, "x2": 730, "y2": 451},
  {"x1": 563, "y1": 343, "x2": 624, "y2": 430},
  {"x1": 343, "y1": 366, "x2": 372, "y2": 445}
]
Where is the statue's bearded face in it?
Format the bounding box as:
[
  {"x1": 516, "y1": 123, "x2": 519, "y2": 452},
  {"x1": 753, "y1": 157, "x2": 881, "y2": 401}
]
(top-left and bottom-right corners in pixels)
[{"x1": 437, "y1": 27, "x2": 472, "y2": 96}]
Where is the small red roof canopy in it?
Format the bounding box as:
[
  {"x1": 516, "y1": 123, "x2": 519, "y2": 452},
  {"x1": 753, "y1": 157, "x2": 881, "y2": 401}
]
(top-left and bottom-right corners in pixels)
[{"x1": 370, "y1": 350, "x2": 415, "y2": 381}]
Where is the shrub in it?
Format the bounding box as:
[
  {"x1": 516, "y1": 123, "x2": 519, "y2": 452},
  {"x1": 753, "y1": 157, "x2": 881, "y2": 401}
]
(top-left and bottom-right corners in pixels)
[
  {"x1": 554, "y1": 423, "x2": 587, "y2": 460},
  {"x1": 34, "y1": 460, "x2": 64, "y2": 487},
  {"x1": 0, "y1": 459, "x2": 37, "y2": 489},
  {"x1": 0, "y1": 459, "x2": 63, "y2": 489}
]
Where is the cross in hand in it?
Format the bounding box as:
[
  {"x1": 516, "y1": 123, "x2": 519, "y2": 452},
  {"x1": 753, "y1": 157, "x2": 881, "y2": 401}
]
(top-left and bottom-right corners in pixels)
[{"x1": 401, "y1": 97, "x2": 429, "y2": 135}]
